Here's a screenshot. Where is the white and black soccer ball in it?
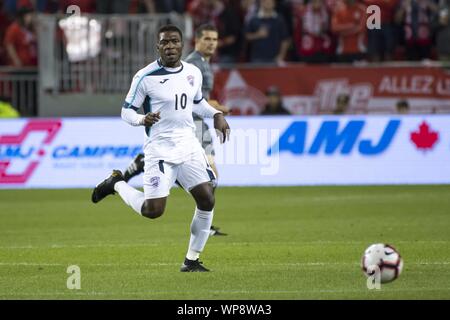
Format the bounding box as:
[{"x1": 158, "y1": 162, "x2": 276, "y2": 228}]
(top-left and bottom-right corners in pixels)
[{"x1": 361, "y1": 243, "x2": 403, "y2": 283}]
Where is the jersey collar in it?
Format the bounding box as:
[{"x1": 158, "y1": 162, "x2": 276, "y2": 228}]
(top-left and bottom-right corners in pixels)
[{"x1": 157, "y1": 58, "x2": 183, "y2": 73}]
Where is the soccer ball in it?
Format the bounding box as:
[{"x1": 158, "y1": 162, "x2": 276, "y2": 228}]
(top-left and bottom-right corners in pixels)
[{"x1": 361, "y1": 243, "x2": 403, "y2": 283}]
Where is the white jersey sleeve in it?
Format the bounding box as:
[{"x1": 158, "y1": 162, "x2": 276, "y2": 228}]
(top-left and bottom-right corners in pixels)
[
  {"x1": 193, "y1": 71, "x2": 203, "y2": 103},
  {"x1": 121, "y1": 108, "x2": 145, "y2": 126},
  {"x1": 193, "y1": 99, "x2": 221, "y2": 118},
  {"x1": 192, "y1": 67, "x2": 220, "y2": 118},
  {"x1": 124, "y1": 73, "x2": 147, "y2": 110}
]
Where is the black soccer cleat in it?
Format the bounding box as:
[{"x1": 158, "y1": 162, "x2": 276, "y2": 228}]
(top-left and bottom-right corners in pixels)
[
  {"x1": 123, "y1": 153, "x2": 145, "y2": 182},
  {"x1": 180, "y1": 258, "x2": 210, "y2": 272},
  {"x1": 210, "y1": 225, "x2": 227, "y2": 236},
  {"x1": 91, "y1": 170, "x2": 124, "y2": 203}
]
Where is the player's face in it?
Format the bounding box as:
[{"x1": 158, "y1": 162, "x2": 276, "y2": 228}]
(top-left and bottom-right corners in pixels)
[
  {"x1": 157, "y1": 31, "x2": 183, "y2": 67},
  {"x1": 196, "y1": 30, "x2": 218, "y2": 58}
]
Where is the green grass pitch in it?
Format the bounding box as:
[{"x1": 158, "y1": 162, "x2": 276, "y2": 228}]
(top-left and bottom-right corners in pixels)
[{"x1": 0, "y1": 185, "x2": 449, "y2": 299}]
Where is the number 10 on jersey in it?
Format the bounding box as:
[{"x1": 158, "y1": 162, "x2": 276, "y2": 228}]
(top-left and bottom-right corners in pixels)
[{"x1": 175, "y1": 94, "x2": 187, "y2": 110}]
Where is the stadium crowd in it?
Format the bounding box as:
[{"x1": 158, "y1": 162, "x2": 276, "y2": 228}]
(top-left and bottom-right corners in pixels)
[{"x1": 1, "y1": 0, "x2": 450, "y2": 67}]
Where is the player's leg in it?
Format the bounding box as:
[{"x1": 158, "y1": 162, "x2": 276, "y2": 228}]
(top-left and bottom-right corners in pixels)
[
  {"x1": 139, "y1": 159, "x2": 177, "y2": 218},
  {"x1": 140, "y1": 197, "x2": 166, "y2": 219},
  {"x1": 198, "y1": 120, "x2": 227, "y2": 235},
  {"x1": 181, "y1": 182, "x2": 215, "y2": 272},
  {"x1": 177, "y1": 149, "x2": 217, "y2": 272},
  {"x1": 91, "y1": 170, "x2": 146, "y2": 214},
  {"x1": 123, "y1": 153, "x2": 145, "y2": 182},
  {"x1": 92, "y1": 159, "x2": 173, "y2": 219},
  {"x1": 190, "y1": 182, "x2": 215, "y2": 211},
  {"x1": 205, "y1": 153, "x2": 227, "y2": 235}
]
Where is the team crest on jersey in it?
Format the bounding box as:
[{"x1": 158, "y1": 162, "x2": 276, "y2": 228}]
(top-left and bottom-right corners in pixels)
[
  {"x1": 187, "y1": 75, "x2": 194, "y2": 87},
  {"x1": 150, "y1": 176, "x2": 160, "y2": 187}
]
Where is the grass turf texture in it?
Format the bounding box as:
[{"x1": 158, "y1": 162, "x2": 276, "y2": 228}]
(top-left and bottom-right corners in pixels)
[{"x1": 0, "y1": 186, "x2": 449, "y2": 299}]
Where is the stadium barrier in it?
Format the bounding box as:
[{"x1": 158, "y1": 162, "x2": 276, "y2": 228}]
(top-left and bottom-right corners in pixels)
[
  {"x1": 213, "y1": 63, "x2": 450, "y2": 115},
  {"x1": 0, "y1": 115, "x2": 448, "y2": 188},
  {"x1": 37, "y1": 13, "x2": 193, "y2": 94},
  {"x1": 0, "y1": 67, "x2": 38, "y2": 116}
]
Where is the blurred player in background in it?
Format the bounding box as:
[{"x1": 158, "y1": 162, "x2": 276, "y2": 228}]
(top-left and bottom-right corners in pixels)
[
  {"x1": 122, "y1": 24, "x2": 229, "y2": 236},
  {"x1": 92, "y1": 25, "x2": 230, "y2": 272}
]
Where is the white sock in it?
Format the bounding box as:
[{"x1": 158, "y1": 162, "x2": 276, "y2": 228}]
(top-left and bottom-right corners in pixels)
[
  {"x1": 114, "y1": 181, "x2": 144, "y2": 215},
  {"x1": 186, "y1": 207, "x2": 214, "y2": 260}
]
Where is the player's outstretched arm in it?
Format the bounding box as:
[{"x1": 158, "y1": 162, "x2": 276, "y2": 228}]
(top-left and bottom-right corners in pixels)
[{"x1": 208, "y1": 99, "x2": 230, "y2": 115}]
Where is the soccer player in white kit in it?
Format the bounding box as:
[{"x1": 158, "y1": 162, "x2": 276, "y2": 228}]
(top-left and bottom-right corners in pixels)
[{"x1": 91, "y1": 25, "x2": 230, "y2": 272}]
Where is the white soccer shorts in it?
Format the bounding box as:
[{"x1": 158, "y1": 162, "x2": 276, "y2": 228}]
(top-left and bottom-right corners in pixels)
[{"x1": 143, "y1": 149, "x2": 216, "y2": 199}]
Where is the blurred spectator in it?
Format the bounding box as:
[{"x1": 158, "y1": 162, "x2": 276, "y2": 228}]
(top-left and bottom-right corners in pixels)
[
  {"x1": 96, "y1": 0, "x2": 131, "y2": 13},
  {"x1": 17, "y1": 0, "x2": 33, "y2": 10},
  {"x1": 3, "y1": 0, "x2": 17, "y2": 15},
  {"x1": 0, "y1": 96, "x2": 20, "y2": 118},
  {"x1": 242, "y1": 0, "x2": 259, "y2": 24},
  {"x1": 38, "y1": 0, "x2": 60, "y2": 13},
  {"x1": 261, "y1": 86, "x2": 291, "y2": 115},
  {"x1": 188, "y1": 1, "x2": 242, "y2": 63},
  {"x1": 216, "y1": 1, "x2": 242, "y2": 63},
  {"x1": 395, "y1": 0, "x2": 438, "y2": 61},
  {"x1": 4, "y1": 7, "x2": 37, "y2": 67},
  {"x1": 154, "y1": 0, "x2": 185, "y2": 13},
  {"x1": 135, "y1": 0, "x2": 185, "y2": 13},
  {"x1": 244, "y1": 0, "x2": 290, "y2": 63},
  {"x1": 364, "y1": 0, "x2": 399, "y2": 61},
  {"x1": 331, "y1": 0, "x2": 367, "y2": 63},
  {"x1": 131, "y1": 0, "x2": 155, "y2": 13},
  {"x1": 324, "y1": 0, "x2": 340, "y2": 11},
  {"x1": 188, "y1": 0, "x2": 216, "y2": 29},
  {"x1": 293, "y1": 0, "x2": 334, "y2": 63},
  {"x1": 436, "y1": 0, "x2": 450, "y2": 62},
  {"x1": 396, "y1": 99, "x2": 410, "y2": 113},
  {"x1": 276, "y1": 0, "x2": 295, "y2": 38},
  {"x1": 333, "y1": 93, "x2": 350, "y2": 114},
  {"x1": 0, "y1": 0, "x2": 13, "y2": 65},
  {"x1": 59, "y1": 0, "x2": 96, "y2": 13}
]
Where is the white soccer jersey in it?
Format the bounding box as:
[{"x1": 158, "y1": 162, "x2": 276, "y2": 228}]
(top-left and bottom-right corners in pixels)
[{"x1": 123, "y1": 59, "x2": 217, "y2": 163}]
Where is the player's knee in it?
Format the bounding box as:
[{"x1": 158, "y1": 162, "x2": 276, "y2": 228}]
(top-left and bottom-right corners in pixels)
[
  {"x1": 197, "y1": 193, "x2": 215, "y2": 211},
  {"x1": 141, "y1": 207, "x2": 164, "y2": 219},
  {"x1": 141, "y1": 202, "x2": 165, "y2": 219}
]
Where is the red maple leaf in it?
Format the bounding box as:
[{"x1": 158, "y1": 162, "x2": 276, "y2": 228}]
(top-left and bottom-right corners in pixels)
[{"x1": 410, "y1": 121, "x2": 439, "y2": 150}]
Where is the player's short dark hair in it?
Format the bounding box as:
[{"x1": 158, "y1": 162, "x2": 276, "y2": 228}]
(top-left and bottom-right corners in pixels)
[
  {"x1": 158, "y1": 24, "x2": 183, "y2": 41},
  {"x1": 195, "y1": 24, "x2": 218, "y2": 39}
]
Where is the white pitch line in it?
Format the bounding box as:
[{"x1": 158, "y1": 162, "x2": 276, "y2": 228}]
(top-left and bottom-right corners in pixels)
[
  {"x1": 0, "y1": 243, "x2": 167, "y2": 249},
  {"x1": 1, "y1": 287, "x2": 450, "y2": 297},
  {"x1": 0, "y1": 262, "x2": 449, "y2": 267},
  {"x1": 0, "y1": 262, "x2": 178, "y2": 267},
  {"x1": 292, "y1": 193, "x2": 449, "y2": 203},
  {"x1": 0, "y1": 240, "x2": 448, "y2": 250}
]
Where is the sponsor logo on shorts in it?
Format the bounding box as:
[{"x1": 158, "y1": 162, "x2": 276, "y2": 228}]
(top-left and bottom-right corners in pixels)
[{"x1": 150, "y1": 176, "x2": 160, "y2": 187}]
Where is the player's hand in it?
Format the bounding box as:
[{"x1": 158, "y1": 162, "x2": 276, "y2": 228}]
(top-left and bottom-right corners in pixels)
[
  {"x1": 142, "y1": 111, "x2": 160, "y2": 126},
  {"x1": 208, "y1": 99, "x2": 230, "y2": 115},
  {"x1": 214, "y1": 113, "x2": 230, "y2": 144}
]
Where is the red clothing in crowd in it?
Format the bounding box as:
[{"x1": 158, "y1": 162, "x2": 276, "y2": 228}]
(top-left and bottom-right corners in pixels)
[
  {"x1": 363, "y1": 0, "x2": 399, "y2": 24},
  {"x1": 294, "y1": 3, "x2": 334, "y2": 57},
  {"x1": 17, "y1": 0, "x2": 33, "y2": 9},
  {"x1": 331, "y1": 0, "x2": 367, "y2": 55},
  {"x1": 0, "y1": 10, "x2": 12, "y2": 65},
  {"x1": 402, "y1": 0, "x2": 435, "y2": 46},
  {"x1": 4, "y1": 21, "x2": 37, "y2": 66}
]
